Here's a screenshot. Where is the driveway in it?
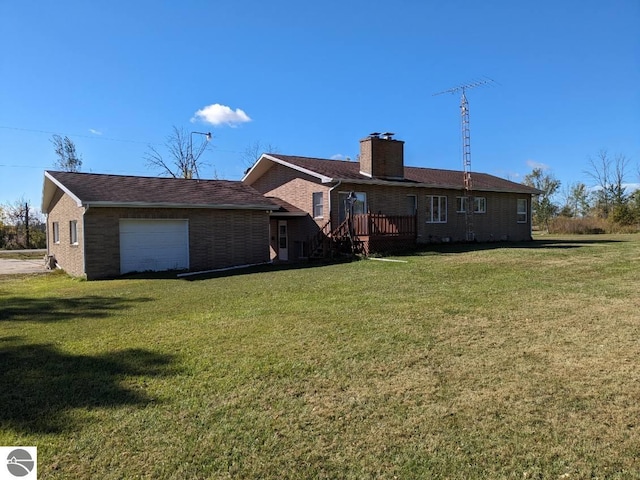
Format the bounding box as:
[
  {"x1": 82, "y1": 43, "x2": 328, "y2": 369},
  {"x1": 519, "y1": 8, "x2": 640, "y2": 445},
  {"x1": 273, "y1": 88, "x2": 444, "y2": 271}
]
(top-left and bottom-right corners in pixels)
[{"x1": 0, "y1": 250, "x2": 49, "y2": 275}]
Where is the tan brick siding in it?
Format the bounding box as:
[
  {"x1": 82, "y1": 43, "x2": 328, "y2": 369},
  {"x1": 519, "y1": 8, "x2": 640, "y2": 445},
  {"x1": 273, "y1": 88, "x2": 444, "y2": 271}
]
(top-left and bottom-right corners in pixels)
[
  {"x1": 330, "y1": 184, "x2": 532, "y2": 244},
  {"x1": 254, "y1": 168, "x2": 533, "y2": 255},
  {"x1": 47, "y1": 188, "x2": 271, "y2": 279},
  {"x1": 252, "y1": 163, "x2": 332, "y2": 246},
  {"x1": 46, "y1": 189, "x2": 86, "y2": 277}
]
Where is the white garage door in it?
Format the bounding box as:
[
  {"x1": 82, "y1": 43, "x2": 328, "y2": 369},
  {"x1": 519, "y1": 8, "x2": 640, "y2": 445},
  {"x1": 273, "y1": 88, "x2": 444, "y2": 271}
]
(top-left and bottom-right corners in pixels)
[{"x1": 120, "y1": 219, "x2": 189, "y2": 274}]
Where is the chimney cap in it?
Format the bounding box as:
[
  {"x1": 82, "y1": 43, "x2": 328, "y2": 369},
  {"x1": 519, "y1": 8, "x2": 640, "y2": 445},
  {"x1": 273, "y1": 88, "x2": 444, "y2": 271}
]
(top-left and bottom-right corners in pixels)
[
  {"x1": 368, "y1": 132, "x2": 381, "y2": 138},
  {"x1": 381, "y1": 132, "x2": 395, "y2": 139}
]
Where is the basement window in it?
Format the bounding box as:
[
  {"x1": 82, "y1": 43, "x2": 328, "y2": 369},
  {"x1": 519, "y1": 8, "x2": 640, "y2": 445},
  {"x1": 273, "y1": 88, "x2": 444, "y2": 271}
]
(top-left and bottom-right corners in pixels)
[
  {"x1": 53, "y1": 222, "x2": 60, "y2": 244},
  {"x1": 69, "y1": 220, "x2": 78, "y2": 244},
  {"x1": 426, "y1": 195, "x2": 447, "y2": 223},
  {"x1": 517, "y1": 199, "x2": 528, "y2": 223},
  {"x1": 313, "y1": 192, "x2": 324, "y2": 218}
]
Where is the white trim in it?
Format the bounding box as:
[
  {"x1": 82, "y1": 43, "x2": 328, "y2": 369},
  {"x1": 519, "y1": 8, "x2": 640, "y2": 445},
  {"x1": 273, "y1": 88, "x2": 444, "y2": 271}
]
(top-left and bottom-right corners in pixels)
[
  {"x1": 243, "y1": 154, "x2": 333, "y2": 184},
  {"x1": 426, "y1": 195, "x2": 448, "y2": 223},
  {"x1": 43, "y1": 171, "x2": 83, "y2": 211}
]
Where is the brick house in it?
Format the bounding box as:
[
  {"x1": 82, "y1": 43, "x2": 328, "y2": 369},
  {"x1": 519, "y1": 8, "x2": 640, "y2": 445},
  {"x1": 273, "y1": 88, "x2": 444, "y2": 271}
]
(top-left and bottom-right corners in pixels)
[
  {"x1": 42, "y1": 171, "x2": 277, "y2": 279},
  {"x1": 243, "y1": 133, "x2": 541, "y2": 262}
]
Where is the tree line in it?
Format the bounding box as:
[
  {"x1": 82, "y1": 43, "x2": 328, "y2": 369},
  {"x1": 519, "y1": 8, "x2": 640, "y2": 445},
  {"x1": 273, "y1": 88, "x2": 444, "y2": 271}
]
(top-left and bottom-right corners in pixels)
[{"x1": 524, "y1": 150, "x2": 640, "y2": 233}]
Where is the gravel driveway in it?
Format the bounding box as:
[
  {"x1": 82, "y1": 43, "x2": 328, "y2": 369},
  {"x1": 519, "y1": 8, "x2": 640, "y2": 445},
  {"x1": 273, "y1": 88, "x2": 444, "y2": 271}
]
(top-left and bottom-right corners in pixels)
[{"x1": 0, "y1": 250, "x2": 49, "y2": 275}]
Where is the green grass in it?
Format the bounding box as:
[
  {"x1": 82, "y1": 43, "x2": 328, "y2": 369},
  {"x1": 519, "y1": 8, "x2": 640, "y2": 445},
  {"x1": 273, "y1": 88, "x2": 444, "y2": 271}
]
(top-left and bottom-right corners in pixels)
[{"x1": 1, "y1": 235, "x2": 639, "y2": 479}]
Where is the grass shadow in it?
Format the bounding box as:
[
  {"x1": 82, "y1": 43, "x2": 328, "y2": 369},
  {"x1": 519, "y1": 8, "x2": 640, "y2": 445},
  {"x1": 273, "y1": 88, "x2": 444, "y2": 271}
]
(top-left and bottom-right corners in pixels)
[
  {"x1": 179, "y1": 257, "x2": 355, "y2": 282},
  {"x1": 0, "y1": 340, "x2": 179, "y2": 433},
  {"x1": 0, "y1": 295, "x2": 153, "y2": 322},
  {"x1": 398, "y1": 237, "x2": 625, "y2": 257}
]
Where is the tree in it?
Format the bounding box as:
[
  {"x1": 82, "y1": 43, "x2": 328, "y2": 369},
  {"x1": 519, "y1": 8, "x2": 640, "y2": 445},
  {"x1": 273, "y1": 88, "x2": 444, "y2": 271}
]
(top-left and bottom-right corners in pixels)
[
  {"x1": 562, "y1": 182, "x2": 591, "y2": 218},
  {"x1": 51, "y1": 135, "x2": 82, "y2": 172},
  {"x1": 240, "y1": 140, "x2": 279, "y2": 170},
  {"x1": 523, "y1": 168, "x2": 561, "y2": 231},
  {"x1": 1, "y1": 198, "x2": 46, "y2": 249},
  {"x1": 585, "y1": 150, "x2": 630, "y2": 218},
  {"x1": 145, "y1": 126, "x2": 212, "y2": 179}
]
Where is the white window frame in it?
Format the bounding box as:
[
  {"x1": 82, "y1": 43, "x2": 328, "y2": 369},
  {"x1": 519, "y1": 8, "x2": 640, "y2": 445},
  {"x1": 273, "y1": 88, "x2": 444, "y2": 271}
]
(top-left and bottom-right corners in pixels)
[
  {"x1": 474, "y1": 197, "x2": 486, "y2": 214},
  {"x1": 53, "y1": 221, "x2": 60, "y2": 244},
  {"x1": 69, "y1": 220, "x2": 78, "y2": 244},
  {"x1": 426, "y1": 195, "x2": 447, "y2": 223},
  {"x1": 312, "y1": 192, "x2": 324, "y2": 219},
  {"x1": 517, "y1": 198, "x2": 528, "y2": 223},
  {"x1": 456, "y1": 196, "x2": 486, "y2": 214}
]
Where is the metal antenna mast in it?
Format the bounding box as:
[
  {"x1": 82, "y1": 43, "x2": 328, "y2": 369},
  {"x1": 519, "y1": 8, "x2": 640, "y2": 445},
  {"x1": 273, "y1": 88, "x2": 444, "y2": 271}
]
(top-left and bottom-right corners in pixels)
[{"x1": 434, "y1": 78, "x2": 495, "y2": 241}]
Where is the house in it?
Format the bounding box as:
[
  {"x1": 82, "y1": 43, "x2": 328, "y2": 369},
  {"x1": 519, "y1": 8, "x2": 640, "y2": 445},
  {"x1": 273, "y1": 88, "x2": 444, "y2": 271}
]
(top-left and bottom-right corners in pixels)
[
  {"x1": 41, "y1": 134, "x2": 540, "y2": 279},
  {"x1": 42, "y1": 171, "x2": 277, "y2": 279},
  {"x1": 242, "y1": 133, "x2": 541, "y2": 262}
]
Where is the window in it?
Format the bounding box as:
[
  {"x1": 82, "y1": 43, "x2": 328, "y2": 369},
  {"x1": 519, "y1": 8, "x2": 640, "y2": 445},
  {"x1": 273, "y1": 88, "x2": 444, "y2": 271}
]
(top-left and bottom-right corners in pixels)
[
  {"x1": 338, "y1": 192, "x2": 367, "y2": 222},
  {"x1": 426, "y1": 195, "x2": 447, "y2": 223},
  {"x1": 456, "y1": 196, "x2": 486, "y2": 213},
  {"x1": 53, "y1": 222, "x2": 60, "y2": 243},
  {"x1": 406, "y1": 195, "x2": 417, "y2": 215},
  {"x1": 312, "y1": 192, "x2": 324, "y2": 218},
  {"x1": 517, "y1": 198, "x2": 528, "y2": 223},
  {"x1": 69, "y1": 220, "x2": 78, "y2": 244}
]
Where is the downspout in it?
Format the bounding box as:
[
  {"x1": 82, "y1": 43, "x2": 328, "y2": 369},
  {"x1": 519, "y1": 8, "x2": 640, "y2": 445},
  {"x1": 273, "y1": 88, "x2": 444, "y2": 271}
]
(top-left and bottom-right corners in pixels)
[{"x1": 82, "y1": 204, "x2": 89, "y2": 278}]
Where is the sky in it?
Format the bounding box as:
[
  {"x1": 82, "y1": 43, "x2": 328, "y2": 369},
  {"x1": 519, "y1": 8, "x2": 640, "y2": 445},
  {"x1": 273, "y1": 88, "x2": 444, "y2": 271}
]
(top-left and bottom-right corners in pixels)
[{"x1": 1, "y1": 0, "x2": 639, "y2": 211}]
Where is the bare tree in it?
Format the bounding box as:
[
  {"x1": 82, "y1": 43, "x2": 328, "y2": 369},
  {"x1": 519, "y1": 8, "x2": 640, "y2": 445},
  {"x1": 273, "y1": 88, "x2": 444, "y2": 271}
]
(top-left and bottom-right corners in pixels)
[
  {"x1": 145, "y1": 126, "x2": 212, "y2": 179},
  {"x1": 51, "y1": 135, "x2": 82, "y2": 172},
  {"x1": 241, "y1": 140, "x2": 279, "y2": 170},
  {"x1": 585, "y1": 150, "x2": 631, "y2": 218},
  {"x1": 1, "y1": 197, "x2": 46, "y2": 249}
]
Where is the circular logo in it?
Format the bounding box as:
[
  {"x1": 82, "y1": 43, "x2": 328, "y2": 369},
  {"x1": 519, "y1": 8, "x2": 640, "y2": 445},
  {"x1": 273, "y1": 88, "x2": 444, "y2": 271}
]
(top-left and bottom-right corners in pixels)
[{"x1": 6, "y1": 449, "x2": 34, "y2": 477}]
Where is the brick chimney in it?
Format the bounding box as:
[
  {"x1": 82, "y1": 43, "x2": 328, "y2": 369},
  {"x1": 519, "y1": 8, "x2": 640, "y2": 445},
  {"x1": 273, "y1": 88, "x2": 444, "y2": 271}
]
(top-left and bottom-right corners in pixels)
[{"x1": 359, "y1": 132, "x2": 405, "y2": 180}]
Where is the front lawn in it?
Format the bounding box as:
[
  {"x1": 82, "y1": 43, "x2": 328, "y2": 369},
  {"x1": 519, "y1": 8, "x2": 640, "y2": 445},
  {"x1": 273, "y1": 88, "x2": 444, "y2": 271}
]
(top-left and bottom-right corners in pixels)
[{"x1": 1, "y1": 235, "x2": 639, "y2": 479}]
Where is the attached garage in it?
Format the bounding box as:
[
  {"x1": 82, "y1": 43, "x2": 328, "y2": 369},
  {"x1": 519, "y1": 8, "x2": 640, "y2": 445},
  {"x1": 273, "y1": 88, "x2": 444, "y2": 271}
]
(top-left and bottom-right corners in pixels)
[
  {"x1": 42, "y1": 170, "x2": 277, "y2": 279},
  {"x1": 119, "y1": 219, "x2": 189, "y2": 274}
]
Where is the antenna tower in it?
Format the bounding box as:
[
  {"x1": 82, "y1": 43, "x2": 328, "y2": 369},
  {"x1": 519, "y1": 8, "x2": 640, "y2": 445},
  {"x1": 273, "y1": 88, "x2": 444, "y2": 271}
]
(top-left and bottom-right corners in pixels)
[{"x1": 434, "y1": 78, "x2": 495, "y2": 241}]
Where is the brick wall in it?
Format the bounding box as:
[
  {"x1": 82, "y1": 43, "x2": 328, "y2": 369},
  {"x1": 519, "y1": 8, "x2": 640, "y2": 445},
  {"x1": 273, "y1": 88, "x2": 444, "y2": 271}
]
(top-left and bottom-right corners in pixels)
[
  {"x1": 359, "y1": 136, "x2": 405, "y2": 179},
  {"x1": 251, "y1": 163, "x2": 332, "y2": 245},
  {"x1": 46, "y1": 189, "x2": 86, "y2": 277},
  {"x1": 330, "y1": 184, "x2": 532, "y2": 243},
  {"x1": 83, "y1": 207, "x2": 271, "y2": 279},
  {"x1": 47, "y1": 187, "x2": 271, "y2": 279}
]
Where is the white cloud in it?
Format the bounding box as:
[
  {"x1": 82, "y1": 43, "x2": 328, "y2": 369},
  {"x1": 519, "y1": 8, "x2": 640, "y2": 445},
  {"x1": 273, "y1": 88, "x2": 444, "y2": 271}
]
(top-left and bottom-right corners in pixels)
[
  {"x1": 89, "y1": 128, "x2": 103, "y2": 135},
  {"x1": 191, "y1": 103, "x2": 251, "y2": 127},
  {"x1": 526, "y1": 159, "x2": 549, "y2": 170}
]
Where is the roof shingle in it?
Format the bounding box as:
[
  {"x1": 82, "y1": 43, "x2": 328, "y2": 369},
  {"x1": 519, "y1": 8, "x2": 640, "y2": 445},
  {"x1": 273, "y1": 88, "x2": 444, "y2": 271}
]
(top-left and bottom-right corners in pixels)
[
  {"x1": 44, "y1": 171, "x2": 277, "y2": 210},
  {"x1": 266, "y1": 154, "x2": 540, "y2": 194}
]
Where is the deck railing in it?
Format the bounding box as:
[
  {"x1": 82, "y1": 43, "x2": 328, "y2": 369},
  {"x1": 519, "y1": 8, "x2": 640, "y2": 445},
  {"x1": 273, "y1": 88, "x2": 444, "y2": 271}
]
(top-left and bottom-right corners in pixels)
[{"x1": 351, "y1": 214, "x2": 416, "y2": 237}]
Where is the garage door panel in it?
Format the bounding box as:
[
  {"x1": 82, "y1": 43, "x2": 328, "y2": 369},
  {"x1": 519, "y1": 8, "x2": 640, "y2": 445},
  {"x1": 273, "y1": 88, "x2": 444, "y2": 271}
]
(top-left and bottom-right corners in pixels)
[{"x1": 120, "y1": 219, "x2": 189, "y2": 274}]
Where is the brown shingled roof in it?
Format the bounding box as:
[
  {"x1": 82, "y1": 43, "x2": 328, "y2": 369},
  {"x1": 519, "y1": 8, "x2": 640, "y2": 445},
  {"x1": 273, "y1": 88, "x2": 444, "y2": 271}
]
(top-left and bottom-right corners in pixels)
[
  {"x1": 266, "y1": 154, "x2": 540, "y2": 194},
  {"x1": 43, "y1": 171, "x2": 277, "y2": 212}
]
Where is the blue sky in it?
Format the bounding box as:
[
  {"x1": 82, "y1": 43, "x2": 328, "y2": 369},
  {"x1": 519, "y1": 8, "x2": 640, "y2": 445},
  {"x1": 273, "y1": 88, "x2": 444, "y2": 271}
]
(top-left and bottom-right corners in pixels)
[{"x1": 1, "y1": 0, "x2": 639, "y2": 210}]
